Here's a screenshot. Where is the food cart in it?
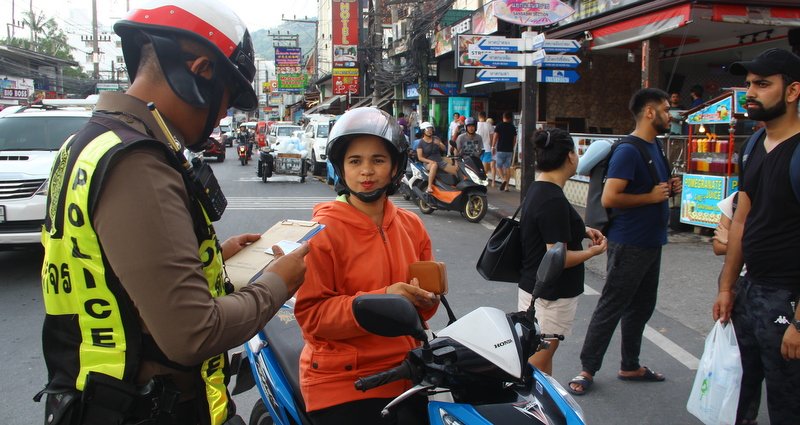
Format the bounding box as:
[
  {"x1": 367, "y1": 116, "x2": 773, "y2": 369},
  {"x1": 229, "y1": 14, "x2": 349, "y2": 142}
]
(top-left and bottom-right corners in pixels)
[{"x1": 679, "y1": 88, "x2": 750, "y2": 228}]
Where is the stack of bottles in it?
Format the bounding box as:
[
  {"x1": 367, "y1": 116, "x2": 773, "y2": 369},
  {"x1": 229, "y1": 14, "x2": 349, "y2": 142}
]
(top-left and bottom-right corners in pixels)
[{"x1": 689, "y1": 133, "x2": 736, "y2": 174}]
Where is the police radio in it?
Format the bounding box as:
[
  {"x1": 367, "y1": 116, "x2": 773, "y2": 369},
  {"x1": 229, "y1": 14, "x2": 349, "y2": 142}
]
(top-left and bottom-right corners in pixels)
[{"x1": 147, "y1": 103, "x2": 227, "y2": 221}]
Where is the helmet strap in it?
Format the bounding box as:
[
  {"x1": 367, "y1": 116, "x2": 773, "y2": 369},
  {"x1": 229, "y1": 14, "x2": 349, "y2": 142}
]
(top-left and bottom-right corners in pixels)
[{"x1": 350, "y1": 186, "x2": 389, "y2": 203}]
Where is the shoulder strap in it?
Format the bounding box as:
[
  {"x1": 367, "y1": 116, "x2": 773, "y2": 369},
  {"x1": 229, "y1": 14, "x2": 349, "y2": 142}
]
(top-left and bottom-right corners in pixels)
[
  {"x1": 791, "y1": 141, "x2": 800, "y2": 204},
  {"x1": 617, "y1": 139, "x2": 662, "y2": 184},
  {"x1": 741, "y1": 127, "x2": 766, "y2": 172}
]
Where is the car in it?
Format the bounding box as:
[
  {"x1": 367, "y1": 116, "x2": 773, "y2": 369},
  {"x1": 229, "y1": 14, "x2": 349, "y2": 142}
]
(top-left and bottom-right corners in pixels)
[
  {"x1": 0, "y1": 97, "x2": 96, "y2": 247},
  {"x1": 219, "y1": 119, "x2": 234, "y2": 147},
  {"x1": 203, "y1": 132, "x2": 225, "y2": 162},
  {"x1": 302, "y1": 114, "x2": 336, "y2": 176},
  {"x1": 267, "y1": 123, "x2": 303, "y2": 151}
]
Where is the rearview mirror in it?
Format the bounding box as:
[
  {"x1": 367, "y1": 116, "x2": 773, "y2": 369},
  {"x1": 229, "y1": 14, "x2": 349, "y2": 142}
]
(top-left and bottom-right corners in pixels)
[
  {"x1": 352, "y1": 294, "x2": 427, "y2": 341},
  {"x1": 533, "y1": 242, "x2": 566, "y2": 299}
]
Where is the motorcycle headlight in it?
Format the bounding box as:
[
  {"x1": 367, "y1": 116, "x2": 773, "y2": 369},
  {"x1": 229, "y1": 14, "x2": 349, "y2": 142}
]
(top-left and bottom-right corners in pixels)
[
  {"x1": 439, "y1": 408, "x2": 466, "y2": 425},
  {"x1": 464, "y1": 167, "x2": 487, "y2": 186},
  {"x1": 544, "y1": 373, "x2": 586, "y2": 423}
]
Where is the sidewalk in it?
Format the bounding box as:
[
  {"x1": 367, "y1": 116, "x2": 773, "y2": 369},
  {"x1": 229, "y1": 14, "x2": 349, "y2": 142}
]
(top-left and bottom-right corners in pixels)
[{"x1": 484, "y1": 178, "x2": 720, "y2": 336}]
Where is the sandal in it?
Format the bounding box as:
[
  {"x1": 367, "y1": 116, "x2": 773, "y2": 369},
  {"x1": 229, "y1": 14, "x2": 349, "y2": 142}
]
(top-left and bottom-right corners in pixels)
[
  {"x1": 567, "y1": 374, "x2": 593, "y2": 396},
  {"x1": 617, "y1": 366, "x2": 665, "y2": 382}
]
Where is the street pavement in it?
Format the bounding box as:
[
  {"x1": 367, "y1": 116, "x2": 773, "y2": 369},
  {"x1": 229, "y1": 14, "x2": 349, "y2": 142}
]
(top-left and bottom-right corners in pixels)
[{"x1": 0, "y1": 149, "x2": 768, "y2": 424}]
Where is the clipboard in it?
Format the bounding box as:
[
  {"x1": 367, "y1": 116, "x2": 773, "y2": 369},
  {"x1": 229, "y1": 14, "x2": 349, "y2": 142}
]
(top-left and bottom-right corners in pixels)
[{"x1": 225, "y1": 219, "x2": 324, "y2": 291}]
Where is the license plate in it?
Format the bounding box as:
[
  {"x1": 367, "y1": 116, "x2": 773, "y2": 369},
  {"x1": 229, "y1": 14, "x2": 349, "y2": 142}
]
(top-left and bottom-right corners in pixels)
[{"x1": 0, "y1": 205, "x2": 5, "y2": 223}]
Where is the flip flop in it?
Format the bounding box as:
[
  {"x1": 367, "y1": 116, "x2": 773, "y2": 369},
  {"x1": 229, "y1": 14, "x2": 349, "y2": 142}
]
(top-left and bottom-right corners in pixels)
[
  {"x1": 617, "y1": 366, "x2": 665, "y2": 382},
  {"x1": 567, "y1": 374, "x2": 593, "y2": 396}
]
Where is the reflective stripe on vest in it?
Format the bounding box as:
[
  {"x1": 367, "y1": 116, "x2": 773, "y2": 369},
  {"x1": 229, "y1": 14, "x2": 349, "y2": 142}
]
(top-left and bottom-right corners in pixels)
[{"x1": 41, "y1": 128, "x2": 229, "y2": 424}]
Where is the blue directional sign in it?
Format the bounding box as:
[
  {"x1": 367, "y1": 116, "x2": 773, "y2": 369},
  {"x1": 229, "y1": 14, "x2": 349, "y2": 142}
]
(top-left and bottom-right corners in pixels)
[
  {"x1": 537, "y1": 69, "x2": 580, "y2": 84},
  {"x1": 541, "y1": 54, "x2": 581, "y2": 69},
  {"x1": 477, "y1": 69, "x2": 526, "y2": 83},
  {"x1": 542, "y1": 39, "x2": 581, "y2": 53}
]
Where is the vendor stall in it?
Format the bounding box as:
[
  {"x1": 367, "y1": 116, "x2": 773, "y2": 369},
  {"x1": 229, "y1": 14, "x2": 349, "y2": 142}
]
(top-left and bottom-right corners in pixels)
[{"x1": 680, "y1": 88, "x2": 751, "y2": 228}]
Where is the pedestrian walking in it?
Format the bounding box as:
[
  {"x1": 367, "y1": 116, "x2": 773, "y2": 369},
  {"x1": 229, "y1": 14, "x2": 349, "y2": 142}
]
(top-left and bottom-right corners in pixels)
[
  {"x1": 36, "y1": 2, "x2": 309, "y2": 423},
  {"x1": 476, "y1": 112, "x2": 494, "y2": 181},
  {"x1": 492, "y1": 111, "x2": 517, "y2": 191},
  {"x1": 568, "y1": 88, "x2": 680, "y2": 395},
  {"x1": 519, "y1": 128, "x2": 607, "y2": 375},
  {"x1": 713, "y1": 48, "x2": 800, "y2": 425}
]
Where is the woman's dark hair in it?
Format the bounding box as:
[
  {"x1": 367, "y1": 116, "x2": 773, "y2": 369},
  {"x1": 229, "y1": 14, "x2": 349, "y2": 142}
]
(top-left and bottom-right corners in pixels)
[{"x1": 533, "y1": 128, "x2": 574, "y2": 172}]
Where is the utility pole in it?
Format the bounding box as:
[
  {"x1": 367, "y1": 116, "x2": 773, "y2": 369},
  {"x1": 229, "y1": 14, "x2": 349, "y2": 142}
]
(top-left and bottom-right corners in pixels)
[
  {"x1": 519, "y1": 27, "x2": 539, "y2": 199},
  {"x1": 92, "y1": 0, "x2": 100, "y2": 80},
  {"x1": 371, "y1": 0, "x2": 383, "y2": 106}
]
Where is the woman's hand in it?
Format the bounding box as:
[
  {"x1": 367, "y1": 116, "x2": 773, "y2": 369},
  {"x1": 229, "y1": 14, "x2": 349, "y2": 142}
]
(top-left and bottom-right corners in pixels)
[
  {"x1": 585, "y1": 227, "x2": 604, "y2": 245},
  {"x1": 588, "y1": 237, "x2": 608, "y2": 256},
  {"x1": 386, "y1": 278, "x2": 439, "y2": 310},
  {"x1": 220, "y1": 233, "x2": 261, "y2": 261},
  {"x1": 713, "y1": 222, "x2": 729, "y2": 246}
]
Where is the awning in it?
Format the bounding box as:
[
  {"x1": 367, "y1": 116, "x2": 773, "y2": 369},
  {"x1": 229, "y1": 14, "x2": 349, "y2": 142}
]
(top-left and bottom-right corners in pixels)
[
  {"x1": 304, "y1": 94, "x2": 345, "y2": 115},
  {"x1": 711, "y1": 4, "x2": 800, "y2": 27},
  {"x1": 591, "y1": 3, "x2": 691, "y2": 50}
]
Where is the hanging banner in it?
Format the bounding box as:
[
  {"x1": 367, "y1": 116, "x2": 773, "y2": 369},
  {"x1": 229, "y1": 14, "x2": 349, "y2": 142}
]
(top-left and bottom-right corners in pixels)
[
  {"x1": 472, "y1": 1, "x2": 499, "y2": 35},
  {"x1": 687, "y1": 96, "x2": 733, "y2": 125},
  {"x1": 560, "y1": 0, "x2": 647, "y2": 25},
  {"x1": 732, "y1": 88, "x2": 747, "y2": 116},
  {"x1": 332, "y1": 0, "x2": 359, "y2": 67},
  {"x1": 448, "y1": 97, "x2": 472, "y2": 119},
  {"x1": 275, "y1": 47, "x2": 302, "y2": 66},
  {"x1": 332, "y1": 67, "x2": 359, "y2": 95},
  {"x1": 493, "y1": 0, "x2": 575, "y2": 27}
]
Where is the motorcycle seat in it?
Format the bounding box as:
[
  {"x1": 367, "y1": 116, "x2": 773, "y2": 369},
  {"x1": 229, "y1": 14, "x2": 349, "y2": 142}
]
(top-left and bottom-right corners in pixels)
[
  {"x1": 437, "y1": 173, "x2": 460, "y2": 187},
  {"x1": 263, "y1": 311, "x2": 307, "y2": 413}
]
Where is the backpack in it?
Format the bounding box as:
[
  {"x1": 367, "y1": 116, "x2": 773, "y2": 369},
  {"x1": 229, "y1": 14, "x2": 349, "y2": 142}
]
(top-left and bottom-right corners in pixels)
[
  {"x1": 739, "y1": 127, "x2": 800, "y2": 203},
  {"x1": 585, "y1": 138, "x2": 670, "y2": 234}
]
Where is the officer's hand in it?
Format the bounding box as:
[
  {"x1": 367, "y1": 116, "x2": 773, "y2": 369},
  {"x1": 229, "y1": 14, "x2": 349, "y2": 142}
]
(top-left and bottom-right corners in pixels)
[
  {"x1": 669, "y1": 177, "x2": 683, "y2": 195},
  {"x1": 781, "y1": 325, "x2": 800, "y2": 360},
  {"x1": 387, "y1": 278, "x2": 439, "y2": 310},
  {"x1": 265, "y1": 243, "x2": 310, "y2": 295},
  {"x1": 221, "y1": 233, "x2": 261, "y2": 261},
  {"x1": 712, "y1": 291, "x2": 734, "y2": 323}
]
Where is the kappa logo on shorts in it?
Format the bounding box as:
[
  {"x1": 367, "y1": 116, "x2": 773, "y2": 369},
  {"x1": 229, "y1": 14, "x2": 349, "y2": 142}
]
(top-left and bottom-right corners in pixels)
[{"x1": 774, "y1": 315, "x2": 790, "y2": 325}]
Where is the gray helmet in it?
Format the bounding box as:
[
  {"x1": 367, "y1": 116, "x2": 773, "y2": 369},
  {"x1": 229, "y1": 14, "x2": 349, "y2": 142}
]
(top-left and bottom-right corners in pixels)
[
  {"x1": 464, "y1": 117, "x2": 477, "y2": 127},
  {"x1": 327, "y1": 107, "x2": 408, "y2": 200}
]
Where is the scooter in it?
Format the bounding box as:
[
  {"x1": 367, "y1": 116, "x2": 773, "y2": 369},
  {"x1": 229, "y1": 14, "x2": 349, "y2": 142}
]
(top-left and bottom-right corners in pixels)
[
  {"x1": 237, "y1": 141, "x2": 249, "y2": 166},
  {"x1": 232, "y1": 243, "x2": 587, "y2": 425},
  {"x1": 399, "y1": 155, "x2": 489, "y2": 223}
]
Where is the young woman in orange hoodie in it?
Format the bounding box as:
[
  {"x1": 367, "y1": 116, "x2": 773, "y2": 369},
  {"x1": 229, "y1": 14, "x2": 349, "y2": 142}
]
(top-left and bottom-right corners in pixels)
[{"x1": 294, "y1": 107, "x2": 440, "y2": 424}]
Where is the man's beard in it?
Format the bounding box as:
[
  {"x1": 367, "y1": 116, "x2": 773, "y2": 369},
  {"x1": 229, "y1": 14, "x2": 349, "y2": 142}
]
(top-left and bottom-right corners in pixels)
[
  {"x1": 653, "y1": 116, "x2": 670, "y2": 134},
  {"x1": 747, "y1": 97, "x2": 787, "y2": 122}
]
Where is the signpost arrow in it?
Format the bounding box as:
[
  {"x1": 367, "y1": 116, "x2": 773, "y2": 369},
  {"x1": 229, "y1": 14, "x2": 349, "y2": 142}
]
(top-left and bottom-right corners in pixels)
[
  {"x1": 542, "y1": 39, "x2": 581, "y2": 53},
  {"x1": 476, "y1": 69, "x2": 526, "y2": 83},
  {"x1": 541, "y1": 54, "x2": 581, "y2": 68},
  {"x1": 471, "y1": 51, "x2": 545, "y2": 68},
  {"x1": 537, "y1": 69, "x2": 581, "y2": 84}
]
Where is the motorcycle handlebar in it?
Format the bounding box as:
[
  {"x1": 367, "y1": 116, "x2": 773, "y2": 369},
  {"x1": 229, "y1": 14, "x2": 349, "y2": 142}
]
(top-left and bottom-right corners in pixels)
[
  {"x1": 354, "y1": 361, "x2": 412, "y2": 392},
  {"x1": 541, "y1": 333, "x2": 565, "y2": 341}
]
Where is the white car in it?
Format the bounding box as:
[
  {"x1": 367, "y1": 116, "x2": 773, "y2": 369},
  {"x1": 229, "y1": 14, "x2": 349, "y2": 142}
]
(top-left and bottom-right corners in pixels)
[
  {"x1": 302, "y1": 115, "x2": 336, "y2": 176},
  {"x1": 0, "y1": 98, "x2": 96, "y2": 246},
  {"x1": 267, "y1": 124, "x2": 303, "y2": 150}
]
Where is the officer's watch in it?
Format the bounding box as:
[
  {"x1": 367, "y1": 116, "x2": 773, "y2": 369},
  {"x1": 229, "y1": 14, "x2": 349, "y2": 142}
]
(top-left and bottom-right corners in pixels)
[{"x1": 792, "y1": 317, "x2": 800, "y2": 332}]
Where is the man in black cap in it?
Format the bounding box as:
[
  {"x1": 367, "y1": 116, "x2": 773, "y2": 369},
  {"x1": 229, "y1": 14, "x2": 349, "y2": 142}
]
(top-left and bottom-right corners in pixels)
[{"x1": 713, "y1": 47, "x2": 800, "y2": 425}]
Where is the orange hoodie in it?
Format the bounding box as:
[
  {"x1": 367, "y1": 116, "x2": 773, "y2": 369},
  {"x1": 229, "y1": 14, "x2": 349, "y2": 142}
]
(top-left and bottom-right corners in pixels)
[{"x1": 294, "y1": 197, "x2": 437, "y2": 412}]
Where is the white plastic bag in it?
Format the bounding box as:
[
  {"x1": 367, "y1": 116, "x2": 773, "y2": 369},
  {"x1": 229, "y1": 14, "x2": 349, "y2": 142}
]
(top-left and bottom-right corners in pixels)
[{"x1": 686, "y1": 320, "x2": 743, "y2": 425}]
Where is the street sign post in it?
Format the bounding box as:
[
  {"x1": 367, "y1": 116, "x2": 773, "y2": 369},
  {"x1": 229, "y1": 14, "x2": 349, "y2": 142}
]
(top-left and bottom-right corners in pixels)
[
  {"x1": 542, "y1": 39, "x2": 581, "y2": 53},
  {"x1": 476, "y1": 69, "x2": 526, "y2": 83},
  {"x1": 467, "y1": 51, "x2": 545, "y2": 68},
  {"x1": 537, "y1": 69, "x2": 580, "y2": 83}
]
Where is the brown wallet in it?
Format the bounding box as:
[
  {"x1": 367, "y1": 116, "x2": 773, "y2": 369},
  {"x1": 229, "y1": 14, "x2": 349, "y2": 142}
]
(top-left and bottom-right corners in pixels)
[{"x1": 408, "y1": 261, "x2": 448, "y2": 295}]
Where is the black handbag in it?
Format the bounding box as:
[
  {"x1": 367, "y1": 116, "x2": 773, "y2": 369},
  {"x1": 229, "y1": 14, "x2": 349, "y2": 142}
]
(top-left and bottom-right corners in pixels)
[{"x1": 476, "y1": 204, "x2": 523, "y2": 283}]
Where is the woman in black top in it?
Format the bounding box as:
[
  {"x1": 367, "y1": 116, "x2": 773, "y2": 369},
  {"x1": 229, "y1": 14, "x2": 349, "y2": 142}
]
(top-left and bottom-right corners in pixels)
[{"x1": 519, "y1": 128, "x2": 607, "y2": 375}]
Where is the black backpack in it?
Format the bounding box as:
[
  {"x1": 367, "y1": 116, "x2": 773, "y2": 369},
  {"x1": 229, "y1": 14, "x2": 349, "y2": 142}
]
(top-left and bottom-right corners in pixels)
[{"x1": 584, "y1": 138, "x2": 670, "y2": 234}]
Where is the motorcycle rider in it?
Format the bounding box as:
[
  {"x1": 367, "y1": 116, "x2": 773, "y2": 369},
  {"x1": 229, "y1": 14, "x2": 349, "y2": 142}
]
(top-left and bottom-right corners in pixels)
[
  {"x1": 238, "y1": 123, "x2": 252, "y2": 157},
  {"x1": 416, "y1": 121, "x2": 456, "y2": 193},
  {"x1": 294, "y1": 107, "x2": 439, "y2": 424},
  {"x1": 37, "y1": 1, "x2": 308, "y2": 424},
  {"x1": 455, "y1": 117, "x2": 485, "y2": 175}
]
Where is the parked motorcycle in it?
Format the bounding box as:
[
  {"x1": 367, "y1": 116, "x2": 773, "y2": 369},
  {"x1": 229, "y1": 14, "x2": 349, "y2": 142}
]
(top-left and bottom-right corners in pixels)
[
  {"x1": 232, "y1": 243, "x2": 587, "y2": 425},
  {"x1": 398, "y1": 155, "x2": 488, "y2": 223}
]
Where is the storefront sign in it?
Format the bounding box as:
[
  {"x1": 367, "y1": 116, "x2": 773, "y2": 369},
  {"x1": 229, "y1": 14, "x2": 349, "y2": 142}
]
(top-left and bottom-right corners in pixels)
[
  {"x1": 405, "y1": 82, "x2": 459, "y2": 98},
  {"x1": 472, "y1": 1, "x2": 499, "y2": 35},
  {"x1": 332, "y1": 0, "x2": 359, "y2": 67},
  {"x1": 732, "y1": 88, "x2": 747, "y2": 116},
  {"x1": 448, "y1": 97, "x2": 472, "y2": 119},
  {"x1": 332, "y1": 67, "x2": 359, "y2": 95},
  {"x1": 493, "y1": 0, "x2": 575, "y2": 26},
  {"x1": 277, "y1": 72, "x2": 306, "y2": 92},
  {"x1": 560, "y1": 0, "x2": 647, "y2": 25},
  {"x1": 269, "y1": 92, "x2": 283, "y2": 106},
  {"x1": 450, "y1": 18, "x2": 471, "y2": 37},
  {"x1": 680, "y1": 174, "x2": 727, "y2": 228},
  {"x1": 433, "y1": 27, "x2": 454, "y2": 57},
  {"x1": 687, "y1": 96, "x2": 733, "y2": 125},
  {"x1": 275, "y1": 47, "x2": 302, "y2": 66},
  {"x1": 477, "y1": 69, "x2": 526, "y2": 83},
  {"x1": 2, "y1": 88, "x2": 28, "y2": 98}
]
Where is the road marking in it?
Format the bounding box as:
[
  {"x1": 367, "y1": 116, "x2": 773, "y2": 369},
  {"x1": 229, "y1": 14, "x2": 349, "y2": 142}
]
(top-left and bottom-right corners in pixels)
[
  {"x1": 480, "y1": 221, "x2": 495, "y2": 231},
  {"x1": 584, "y1": 284, "x2": 700, "y2": 370}
]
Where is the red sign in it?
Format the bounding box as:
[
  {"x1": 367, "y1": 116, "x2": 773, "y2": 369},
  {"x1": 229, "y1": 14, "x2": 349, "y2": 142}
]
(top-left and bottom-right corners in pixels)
[
  {"x1": 332, "y1": 68, "x2": 359, "y2": 95},
  {"x1": 332, "y1": 0, "x2": 359, "y2": 67}
]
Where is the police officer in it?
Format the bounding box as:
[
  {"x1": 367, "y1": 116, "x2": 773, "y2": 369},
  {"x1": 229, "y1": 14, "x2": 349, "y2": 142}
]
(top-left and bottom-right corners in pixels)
[{"x1": 37, "y1": 1, "x2": 308, "y2": 424}]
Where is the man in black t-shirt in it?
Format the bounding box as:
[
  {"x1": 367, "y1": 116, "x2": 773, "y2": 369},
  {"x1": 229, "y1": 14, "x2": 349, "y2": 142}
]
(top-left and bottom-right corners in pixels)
[
  {"x1": 491, "y1": 111, "x2": 517, "y2": 191},
  {"x1": 714, "y1": 48, "x2": 800, "y2": 425}
]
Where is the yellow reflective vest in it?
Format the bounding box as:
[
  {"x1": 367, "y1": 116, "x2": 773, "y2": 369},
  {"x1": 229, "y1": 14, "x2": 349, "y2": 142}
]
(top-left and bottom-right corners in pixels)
[{"x1": 41, "y1": 116, "x2": 231, "y2": 424}]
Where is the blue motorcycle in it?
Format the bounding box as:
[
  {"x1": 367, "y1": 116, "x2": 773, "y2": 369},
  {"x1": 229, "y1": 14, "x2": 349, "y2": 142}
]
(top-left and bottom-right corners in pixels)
[{"x1": 232, "y1": 243, "x2": 586, "y2": 425}]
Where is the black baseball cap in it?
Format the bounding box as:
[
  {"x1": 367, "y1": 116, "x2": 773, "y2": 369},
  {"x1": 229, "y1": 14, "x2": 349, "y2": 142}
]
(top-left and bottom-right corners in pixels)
[{"x1": 730, "y1": 48, "x2": 800, "y2": 82}]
